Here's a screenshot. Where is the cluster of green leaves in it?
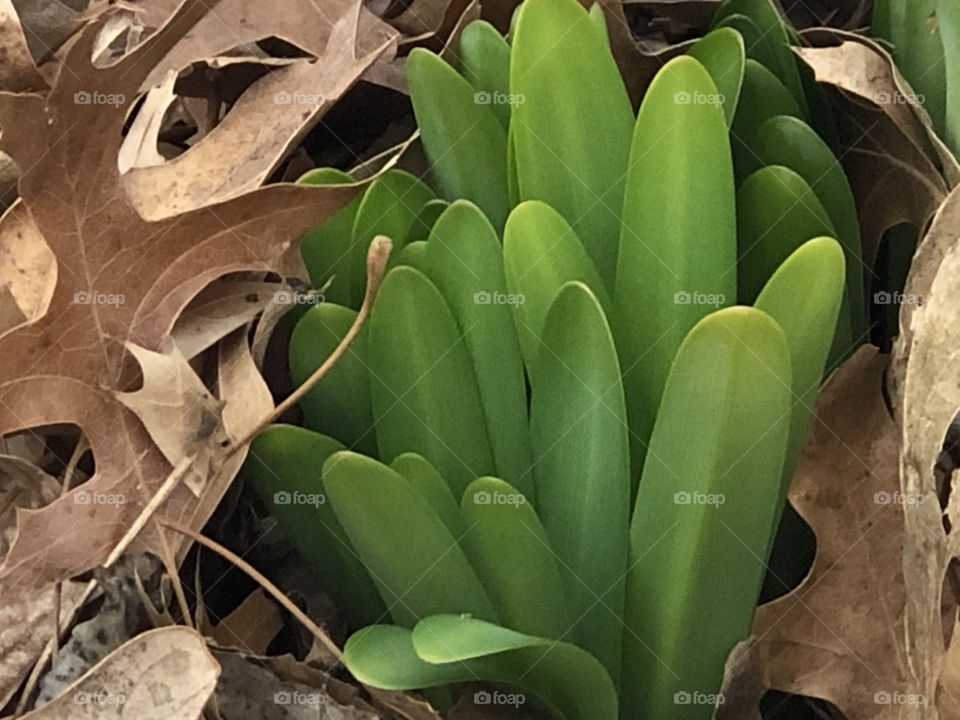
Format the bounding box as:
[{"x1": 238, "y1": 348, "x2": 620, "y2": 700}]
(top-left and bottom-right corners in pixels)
[
  {"x1": 873, "y1": 0, "x2": 960, "y2": 155},
  {"x1": 241, "y1": 0, "x2": 861, "y2": 718}
]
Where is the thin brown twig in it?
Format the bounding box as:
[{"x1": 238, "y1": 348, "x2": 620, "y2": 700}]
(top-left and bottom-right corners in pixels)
[
  {"x1": 161, "y1": 520, "x2": 342, "y2": 660},
  {"x1": 228, "y1": 235, "x2": 392, "y2": 453}
]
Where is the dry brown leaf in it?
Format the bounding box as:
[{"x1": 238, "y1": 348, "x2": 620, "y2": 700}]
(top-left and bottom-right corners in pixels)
[
  {"x1": 797, "y1": 32, "x2": 960, "y2": 186},
  {"x1": 892, "y1": 185, "x2": 960, "y2": 409},
  {"x1": 124, "y1": 0, "x2": 396, "y2": 220},
  {"x1": 21, "y1": 626, "x2": 219, "y2": 720},
  {"x1": 11, "y1": 0, "x2": 82, "y2": 63},
  {"x1": 0, "y1": 455, "x2": 85, "y2": 707},
  {"x1": 203, "y1": 588, "x2": 283, "y2": 654},
  {"x1": 748, "y1": 347, "x2": 914, "y2": 719},
  {"x1": 0, "y1": 0, "x2": 359, "y2": 593},
  {"x1": 213, "y1": 649, "x2": 381, "y2": 720},
  {"x1": 0, "y1": 0, "x2": 45, "y2": 91},
  {"x1": 171, "y1": 279, "x2": 280, "y2": 360},
  {"x1": 0, "y1": 200, "x2": 55, "y2": 333},
  {"x1": 893, "y1": 185, "x2": 960, "y2": 714}
]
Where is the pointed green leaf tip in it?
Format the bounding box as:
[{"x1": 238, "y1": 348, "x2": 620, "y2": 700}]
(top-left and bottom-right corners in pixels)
[
  {"x1": 687, "y1": 27, "x2": 746, "y2": 126},
  {"x1": 755, "y1": 237, "x2": 845, "y2": 501},
  {"x1": 460, "y1": 476, "x2": 569, "y2": 638},
  {"x1": 510, "y1": 0, "x2": 633, "y2": 284},
  {"x1": 529, "y1": 281, "x2": 629, "y2": 685},
  {"x1": 369, "y1": 266, "x2": 496, "y2": 496},
  {"x1": 418, "y1": 201, "x2": 533, "y2": 495},
  {"x1": 623, "y1": 307, "x2": 792, "y2": 720},
  {"x1": 323, "y1": 451, "x2": 496, "y2": 627},
  {"x1": 406, "y1": 48, "x2": 510, "y2": 229},
  {"x1": 615, "y1": 54, "x2": 736, "y2": 480}
]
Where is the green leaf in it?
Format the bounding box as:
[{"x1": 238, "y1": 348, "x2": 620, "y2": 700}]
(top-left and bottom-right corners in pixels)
[
  {"x1": 240, "y1": 425, "x2": 385, "y2": 626},
  {"x1": 343, "y1": 624, "x2": 472, "y2": 689},
  {"x1": 460, "y1": 20, "x2": 512, "y2": 129},
  {"x1": 713, "y1": 0, "x2": 808, "y2": 115},
  {"x1": 350, "y1": 170, "x2": 436, "y2": 309},
  {"x1": 715, "y1": 14, "x2": 780, "y2": 72},
  {"x1": 510, "y1": 0, "x2": 634, "y2": 283},
  {"x1": 288, "y1": 304, "x2": 376, "y2": 455},
  {"x1": 343, "y1": 619, "x2": 618, "y2": 720},
  {"x1": 736, "y1": 165, "x2": 835, "y2": 303},
  {"x1": 369, "y1": 266, "x2": 496, "y2": 498},
  {"x1": 623, "y1": 307, "x2": 792, "y2": 720},
  {"x1": 406, "y1": 48, "x2": 510, "y2": 229},
  {"x1": 939, "y1": 0, "x2": 960, "y2": 154},
  {"x1": 415, "y1": 616, "x2": 618, "y2": 720},
  {"x1": 872, "y1": 0, "x2": 946, "y2": 132},
  {"x1": 419, "y1": 202, "x2": 533, "y2": 494},
  {"x1": 529, "y1": 282, "x2": 629, "y2": 685},
  {"x1": 615, "y1": 55, "x2": 736, "y2": 478},
  {"x1": 687, "y1": 27, "x2": 746, "y2": 126},
  {"x1": 753, "y1": 115, "x2": 866, "y2": 334},
  {"x1": 755, "y1": 237, "x2": 845, "y2": 502},
  {"x1": 391, "y1": 453, "x2": 462, "y2": 536},
  {"x1": 588, "y1": 3, "x2": 610, "y2": 47},
  {"x1": 459, "y1": 477, "x2": 569, "y2": 638},
  {"x1": 393, "y1": 240, "x2": 428, "y2": 271},
  {"x1": 324, "y1": 451, "x2": 497, "y2": 627},
  {"x1": 736, "y1": 165, "x2": 854, "y2": 363},
  {"x1": 403, "y1": 199, "x2": 449, "y2": 245},
  {"x1": 297, "y1": 168, "x2": 360, "y2": 307},
  {"x1": 502, "y1": 200, "x2": 609, "y2": 371},
  {"x1": 729, "y1": 59, "x2": 803, "y2": 181}
]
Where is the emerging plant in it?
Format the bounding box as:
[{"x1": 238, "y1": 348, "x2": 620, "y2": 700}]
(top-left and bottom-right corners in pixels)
[{"x1": 241, "y1": 0, "x2": 863, "y2": 718}]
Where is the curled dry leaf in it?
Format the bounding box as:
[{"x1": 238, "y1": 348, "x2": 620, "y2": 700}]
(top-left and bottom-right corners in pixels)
[
  {"x1": 893, "y1": 185, "x2": 960, "y2": 715},
  {"x1": 0, "y1": 0, "x2": 359, "y2": 593},
  {"x1": 798, "y1": 31, "x2": 960, "y2": 185},
  {"x1": 170, "y1": 279, "x2": 281, "y2": 360},
  {"x1": 21, "y1": 626, "x2": 219, "y2": 720},
  {"x1": 122, "y1": 0, "x2": 398, "y2": 220},
  {"x1": 796, "y1": 31, "x2": 951, "y2": 268},
  {"x1": 747, "y1": 348, "x2": 913, "y2": 719}
]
